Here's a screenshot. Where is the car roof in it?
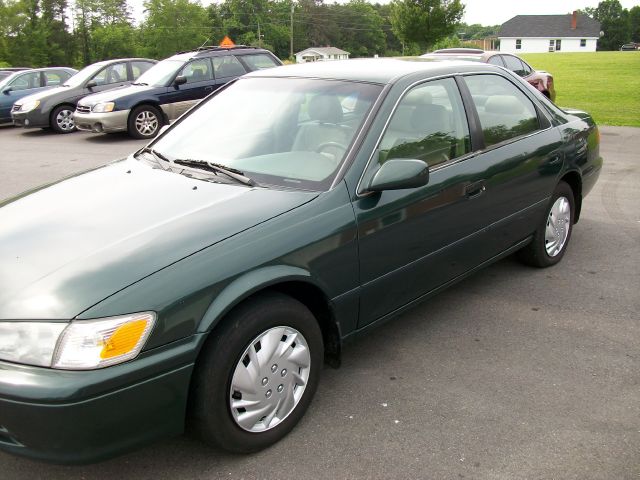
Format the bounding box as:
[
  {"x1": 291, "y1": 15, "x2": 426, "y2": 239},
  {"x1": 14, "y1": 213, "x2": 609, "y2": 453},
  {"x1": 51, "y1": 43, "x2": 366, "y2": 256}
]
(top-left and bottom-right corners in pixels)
[
  {"x1": 245, "y1": 57, "x2": 499, "y2": 84},
  {"x1": 171, "y1": 46, "x2": 275, "y2": 61},
  {"x1": 90, "y1": 58, "x2": 157, "y2": 67}
]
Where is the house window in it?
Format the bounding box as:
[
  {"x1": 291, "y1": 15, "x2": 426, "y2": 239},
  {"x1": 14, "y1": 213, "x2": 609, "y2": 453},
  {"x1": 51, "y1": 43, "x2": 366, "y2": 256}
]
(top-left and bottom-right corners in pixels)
[
  {"x1": 555, "y1": 39, "x2": 562, "y2": 51},
  {"x1": 515, "y1": 39, "x2": 522, "y2": 50},
  {"x1": 580, "y1": 39, "x2": 586, "y2": 47}
]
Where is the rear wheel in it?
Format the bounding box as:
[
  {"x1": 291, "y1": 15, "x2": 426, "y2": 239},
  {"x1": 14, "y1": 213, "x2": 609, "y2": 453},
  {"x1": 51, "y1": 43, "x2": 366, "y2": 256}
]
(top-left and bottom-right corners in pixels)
[
  {"x1": 50, "y1": 105, "x2": 76, "y2": 134},
  {"x1": 128, "y1": 105, "x2": 163, "y2": 139},
  {"x1": 518, "y1": 181, "x2": 575, "y2": 267},
  {"x1": 189, "y1": 292, "x2": 323, "y2": 453}
]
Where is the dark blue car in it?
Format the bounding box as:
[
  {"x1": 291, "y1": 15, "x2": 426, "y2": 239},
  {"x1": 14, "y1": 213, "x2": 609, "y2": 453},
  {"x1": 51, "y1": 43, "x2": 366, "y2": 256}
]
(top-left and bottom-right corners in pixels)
[
  {"x1": 73, "y1": 46, "x2": 282, "y2": 139},
  {"x1": 0, "y1": 67, "x2": 77, "y2": 124}
]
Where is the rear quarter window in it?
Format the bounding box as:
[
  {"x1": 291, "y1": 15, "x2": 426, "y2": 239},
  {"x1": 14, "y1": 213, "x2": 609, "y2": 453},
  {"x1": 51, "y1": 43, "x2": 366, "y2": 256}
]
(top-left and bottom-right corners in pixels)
[{"x1": 240, "y1": 54, "x2": 280, "y2": 71}]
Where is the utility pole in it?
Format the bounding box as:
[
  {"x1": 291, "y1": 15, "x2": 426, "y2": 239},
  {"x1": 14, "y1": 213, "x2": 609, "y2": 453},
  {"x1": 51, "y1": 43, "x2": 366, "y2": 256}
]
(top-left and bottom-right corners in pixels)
[
  {"x1": 290, "y1": 3, "x2": 294, "y2": 60},
  {"x1": 257, "y1": 20, "x2": 262, "y2": 47}
]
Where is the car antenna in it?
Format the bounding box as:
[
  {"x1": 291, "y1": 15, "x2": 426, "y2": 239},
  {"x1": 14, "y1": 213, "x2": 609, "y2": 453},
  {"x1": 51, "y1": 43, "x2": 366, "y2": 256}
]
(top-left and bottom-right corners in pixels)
[{"x1": 197, "y1": 37, "x2": 212, "y2": 51}]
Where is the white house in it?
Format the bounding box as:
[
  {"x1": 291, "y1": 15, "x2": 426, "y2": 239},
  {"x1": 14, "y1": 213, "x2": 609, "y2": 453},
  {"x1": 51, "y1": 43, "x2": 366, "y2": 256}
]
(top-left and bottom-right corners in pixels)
[
  {"x1": 295, "y1": 47, "x2": 350, "y2": 63},
  {"x1": 498, "y1": 11, "x2": 601, "y2": 53}
]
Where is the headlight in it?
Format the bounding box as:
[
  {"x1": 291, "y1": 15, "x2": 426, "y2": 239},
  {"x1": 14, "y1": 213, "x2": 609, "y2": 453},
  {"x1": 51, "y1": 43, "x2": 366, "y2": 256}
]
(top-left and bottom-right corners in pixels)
[
  {"x1": 19, "y1": 99, "x2": 40, "y2": 112},
  {"x1": 92, "y1": 102, "x2": 115, "y2": 113},
  {"x1": 0, "y1": 312, "x2": 155, "y2": 369}
]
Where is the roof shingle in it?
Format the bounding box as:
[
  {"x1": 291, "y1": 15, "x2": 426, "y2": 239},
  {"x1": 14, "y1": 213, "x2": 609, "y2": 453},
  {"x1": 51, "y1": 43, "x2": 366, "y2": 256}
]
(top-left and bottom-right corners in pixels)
[{"x1": 499, "y1": 13, "x2": 600, "y2": 38}]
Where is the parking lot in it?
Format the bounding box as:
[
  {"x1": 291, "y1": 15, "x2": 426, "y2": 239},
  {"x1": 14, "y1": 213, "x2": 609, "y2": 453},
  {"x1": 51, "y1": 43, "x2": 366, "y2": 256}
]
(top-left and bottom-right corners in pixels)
[{"x1": 0, "y1": 125, "x2": 638, "y2": 479}]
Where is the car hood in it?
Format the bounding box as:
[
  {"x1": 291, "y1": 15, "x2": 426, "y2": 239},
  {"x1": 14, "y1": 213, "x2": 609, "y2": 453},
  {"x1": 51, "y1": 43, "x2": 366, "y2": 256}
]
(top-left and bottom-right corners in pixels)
[
  {"x1": 14, "y1": 85, "x2": 72, "y2": 105},
  {"x1": 79, "y1": 84, "x2": 157, "y2": 107},
  {"x1": 0, "y1": 156, "x2": 317, "y2": 319}
]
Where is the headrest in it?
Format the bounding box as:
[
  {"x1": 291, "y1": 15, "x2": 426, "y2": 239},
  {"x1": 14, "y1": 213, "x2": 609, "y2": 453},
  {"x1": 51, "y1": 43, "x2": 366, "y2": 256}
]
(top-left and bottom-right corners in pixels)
[
  {"x1": 403, "y1": 89, "x2": 433, "y2": 106},
  {"x1": 308, "y1": 95, "x2": 343, "y2": 124},
  {"x1": 484, "y1": 95, "x2": 525, "y2": 115},
  {"x1": 411, "y1": 103, "x2": 447, "y2": 131}
]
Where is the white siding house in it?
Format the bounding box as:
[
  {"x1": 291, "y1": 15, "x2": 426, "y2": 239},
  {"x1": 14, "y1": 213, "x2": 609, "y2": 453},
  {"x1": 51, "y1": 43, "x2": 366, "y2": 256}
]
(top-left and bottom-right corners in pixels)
[
  {"x1": 295, "y1": 47, "x2": 350, "y2": 63},
  {"x1": 499, "y1": 12, "x2": 600, "y2": 53}
]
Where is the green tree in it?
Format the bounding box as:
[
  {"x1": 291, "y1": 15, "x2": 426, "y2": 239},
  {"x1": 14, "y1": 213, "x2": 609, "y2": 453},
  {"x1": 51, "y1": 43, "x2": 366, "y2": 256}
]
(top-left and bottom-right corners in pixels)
[
  {"x1": 140, "y1": 0, "x2": 209, "y2": 59},
  {"x1": 333, "y1": 0, "x2": 386, "y2": 57},
  {"x1": 629, "y1": 5, "x2": 640, "y2": 42},
  {"x1": 389, "y1": 0, "x2": 464, "y2": 51},
  {"x1": 587, "y1": 0, "x2": 630, "y2": 50}
]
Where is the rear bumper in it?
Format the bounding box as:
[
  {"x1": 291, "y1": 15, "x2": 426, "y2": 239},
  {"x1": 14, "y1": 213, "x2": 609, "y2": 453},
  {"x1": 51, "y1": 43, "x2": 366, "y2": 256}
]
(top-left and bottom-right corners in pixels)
[
  {"x1": 0, "y1": 334, "x2": 204, "y2": 464},
  {"x1": 74, "y1": 109, "x2": 130, "y2": 133}
]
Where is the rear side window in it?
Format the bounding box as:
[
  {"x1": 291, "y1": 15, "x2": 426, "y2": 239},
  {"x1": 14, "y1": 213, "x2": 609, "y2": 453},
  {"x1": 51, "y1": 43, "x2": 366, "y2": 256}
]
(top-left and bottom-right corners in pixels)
[
  {"x1": 465, "y1": 74, "x2": 540, "y2": 147},
  {"x1": 180, "y1": 58, "x2": 214, "y2": 84},
  {"x1": 131, "y1": 61, "x2": 154, "y2": 80},
  {"x1": 213, "y1": 56, "x2": 247, "y2": 79},
  {"x1": 502, "y1": 55, "x2": 528, "y2": 77},
  {"x1": 44, "y1": 70, "x2": 70, "y2": 86},
  {"x1": 377, "y1": 77, "x2": 470, "y2": 169},
  {"x1": 240, "y1": 54, "x2": 279, "y2": 71}
]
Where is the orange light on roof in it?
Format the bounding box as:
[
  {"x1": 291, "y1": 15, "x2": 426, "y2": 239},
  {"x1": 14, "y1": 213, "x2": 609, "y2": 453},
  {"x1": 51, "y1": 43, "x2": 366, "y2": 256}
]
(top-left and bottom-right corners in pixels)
[
  {"x1": 220, "y1": 36, "x2": 235, "y2": 48},
  {"x1": 100, "y1": 320, "x2": 149, "y2": 359}
]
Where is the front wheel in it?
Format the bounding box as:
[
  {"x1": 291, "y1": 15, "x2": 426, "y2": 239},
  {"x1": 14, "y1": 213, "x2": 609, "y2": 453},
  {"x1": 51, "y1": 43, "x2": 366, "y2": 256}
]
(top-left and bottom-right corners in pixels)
[
  {"x1": 518, "y1": 181, "x2": 575, "y2": 267},
  {"x1": 50, "y1": 105, "x2": 76, "y2": 134},
  {"x1": 189, "y1": 292, "x2": 323, "y2": 453},
  {"x1": 128, "y1": 105, "x2": 163, "y2": 139}
]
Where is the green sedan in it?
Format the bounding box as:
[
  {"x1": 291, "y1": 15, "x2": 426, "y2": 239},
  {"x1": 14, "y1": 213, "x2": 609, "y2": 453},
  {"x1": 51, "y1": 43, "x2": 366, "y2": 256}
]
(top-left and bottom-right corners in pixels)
[{"x1": 0, "y1": 58, "x2": 602, "y2": 463}]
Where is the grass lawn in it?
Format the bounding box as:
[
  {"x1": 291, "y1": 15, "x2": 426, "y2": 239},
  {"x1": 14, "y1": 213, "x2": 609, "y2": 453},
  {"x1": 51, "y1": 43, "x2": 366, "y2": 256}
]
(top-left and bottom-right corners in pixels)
[{"x1": 520, "y1": 52, "x2": 640, "y2": 127}]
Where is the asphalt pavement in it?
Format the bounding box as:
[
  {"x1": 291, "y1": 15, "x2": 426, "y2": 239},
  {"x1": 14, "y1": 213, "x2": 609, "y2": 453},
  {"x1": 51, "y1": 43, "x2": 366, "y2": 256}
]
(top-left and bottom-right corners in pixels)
[{"x1": 0, "y1": 125, "x2": 638, "y2": 479}]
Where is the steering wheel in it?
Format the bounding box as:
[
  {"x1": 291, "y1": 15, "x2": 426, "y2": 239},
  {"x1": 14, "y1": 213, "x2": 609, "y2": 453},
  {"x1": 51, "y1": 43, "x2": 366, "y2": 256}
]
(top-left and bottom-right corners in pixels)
[{"x1": 315, "y1": 142, "x2": 348, "y2": 162}]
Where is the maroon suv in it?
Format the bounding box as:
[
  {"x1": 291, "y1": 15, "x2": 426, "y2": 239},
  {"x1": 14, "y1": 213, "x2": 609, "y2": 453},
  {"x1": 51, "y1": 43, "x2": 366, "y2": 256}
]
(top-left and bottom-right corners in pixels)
[{"x1": 421, "y1": 48, "x2": 556, "y2": 102}]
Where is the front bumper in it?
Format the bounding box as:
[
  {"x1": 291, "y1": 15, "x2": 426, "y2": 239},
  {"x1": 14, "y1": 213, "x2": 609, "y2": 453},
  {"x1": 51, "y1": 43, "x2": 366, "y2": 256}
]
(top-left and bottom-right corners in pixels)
[
  {"x1": 74, "y1": 109, "x2": 130, "y2": 134},
  {"x1": 11, "y1": 110, "x2": 49, "y2": 129},
  {"x1": 0, "y1": 333, "x2": 205, "y2": 464}
]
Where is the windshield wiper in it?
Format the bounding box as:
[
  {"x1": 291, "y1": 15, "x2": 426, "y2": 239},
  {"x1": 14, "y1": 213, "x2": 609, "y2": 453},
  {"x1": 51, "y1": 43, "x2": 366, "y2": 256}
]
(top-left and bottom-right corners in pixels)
[
  {"x1": 138, "y1": 146, "x2": 172, "y2": 164},
  {"x1": 173, "y1": 159, "x2": 256, "y2": 186},
  {"x1": 132, "y1": 82, "x2": 148, "y2": 86}
]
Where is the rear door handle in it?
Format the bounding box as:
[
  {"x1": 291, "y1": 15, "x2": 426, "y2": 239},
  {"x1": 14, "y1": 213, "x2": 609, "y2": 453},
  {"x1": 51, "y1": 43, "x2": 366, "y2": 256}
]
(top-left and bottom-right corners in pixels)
[{"x1": 464, "y1": 180, "x2": 486, "y2": 199}]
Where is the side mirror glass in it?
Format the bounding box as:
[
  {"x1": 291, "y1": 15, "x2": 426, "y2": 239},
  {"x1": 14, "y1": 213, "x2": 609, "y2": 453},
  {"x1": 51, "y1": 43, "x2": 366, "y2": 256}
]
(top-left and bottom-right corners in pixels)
[
  {"x1": 85, "y1": 80, "x2": 97, "y2": 89},
  {"x1": 367, "y1": 158, "x2": 430, "y2": 192},
  {"x1": 174, "y1": 75, "x2": 187, "y2": 86}
]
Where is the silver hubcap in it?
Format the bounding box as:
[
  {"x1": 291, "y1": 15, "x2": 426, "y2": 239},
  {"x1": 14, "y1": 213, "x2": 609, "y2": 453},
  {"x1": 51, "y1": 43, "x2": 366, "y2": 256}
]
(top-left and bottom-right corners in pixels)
[
  {"x1": 56, "y1": 109, "x2": 74, "y2": 131},
  {"x1": 229, "y1": 326, "x2": 311, "y2": 432},
  {"x1": 545, "y1": 196, "x2": 571, "y2": 257},
  {"x1": 135, "y1": 110, "x2": 158, "y2": 136}
]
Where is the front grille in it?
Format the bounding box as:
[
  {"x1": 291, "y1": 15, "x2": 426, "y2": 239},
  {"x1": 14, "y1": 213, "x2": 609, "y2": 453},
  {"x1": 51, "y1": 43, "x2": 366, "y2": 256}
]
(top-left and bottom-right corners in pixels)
[
  {"x1": 76, "y1": 105, "x2": 91, "y2": 114},
  {"x1": 11, "y1": 104, "x2": 21, "y2": 112}
]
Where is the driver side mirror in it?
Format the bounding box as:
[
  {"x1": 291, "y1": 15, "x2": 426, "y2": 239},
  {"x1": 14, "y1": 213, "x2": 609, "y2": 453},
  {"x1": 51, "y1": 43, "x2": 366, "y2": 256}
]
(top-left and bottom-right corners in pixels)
[
  {"x1": 174, "y1": 75, "x2": 187, "y2": 87},
  {"x1": 85, "y1": 80, "x2": 97, "y2": 89},
  {"x1": 1, "y1": 87, "x2": 11, "y2": 94},
  {"x1": 367, "y1": 158, "x2": 430, "y2": 192}
]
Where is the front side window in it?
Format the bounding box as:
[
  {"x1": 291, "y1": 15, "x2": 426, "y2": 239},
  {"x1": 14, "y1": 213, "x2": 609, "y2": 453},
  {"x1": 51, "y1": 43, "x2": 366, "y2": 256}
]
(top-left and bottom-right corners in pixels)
[
  {"x1": 180, "y1": 58, "x2": 213, "y2": 84},
  {"x1": 488, "y1": 56, "x2": 504, "y2": 67},
  {"x1": 240, "y1": 54, "x2": 279, "y2": 71},
  {"x1": 9, "y1": 72, "x2": 40, "y2": 91},
  {"x1": 149, "y1": 77, "x2": 382, "y2": 190},
  {"x1": 92, "y1": 63, "x2": 127, "y2": 85},
  {"x1": 375, "y1": 78, "x2": 470, "y2": 171},
  {"x1": 515, "y1": 39, "x2": 522, "y2": 50},
  {"x1": 465, "y1": 74, "x2": 540, "y2": 147},
  {"x1": 213, "y1": 56, "x2": 246, "y2": 79}
]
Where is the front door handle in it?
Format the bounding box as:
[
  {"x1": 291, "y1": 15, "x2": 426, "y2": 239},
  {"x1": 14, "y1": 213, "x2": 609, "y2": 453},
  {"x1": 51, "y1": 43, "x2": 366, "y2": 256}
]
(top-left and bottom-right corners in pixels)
[{"x1": 464, "y1": 180, "x2": 486, "y2": 199}]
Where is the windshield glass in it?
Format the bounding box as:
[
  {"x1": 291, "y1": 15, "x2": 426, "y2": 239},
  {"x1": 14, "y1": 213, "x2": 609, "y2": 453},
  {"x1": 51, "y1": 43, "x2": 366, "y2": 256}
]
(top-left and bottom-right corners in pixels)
[
  {"x1": 135, "y1": 59, "x2": 185, "y2": 86},
  {"x1": 150, "y1": 77, "x2": 383, "y2": 190},
  {"x1": 63, "y1": 63, "x2": 106, "y2": 87},
  {"x1": 0, "y1": 73, "x2": 16, "y2": 89}
]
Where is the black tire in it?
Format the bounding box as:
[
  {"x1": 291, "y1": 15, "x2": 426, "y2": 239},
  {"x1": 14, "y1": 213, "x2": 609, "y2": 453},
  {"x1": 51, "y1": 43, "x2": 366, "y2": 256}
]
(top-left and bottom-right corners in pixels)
[
  {"x1": 189, "y1": 292, "x2": 323, "y2": 453},
  {"x1": 50, "y1": 105, "x2": 76, "y2": 134},
  {"x1": 128, "y1": 105, "x2": 163, "y2": 139},
  {"x1": 518, "y1": 181, "x2": 575, "y2": 268}
]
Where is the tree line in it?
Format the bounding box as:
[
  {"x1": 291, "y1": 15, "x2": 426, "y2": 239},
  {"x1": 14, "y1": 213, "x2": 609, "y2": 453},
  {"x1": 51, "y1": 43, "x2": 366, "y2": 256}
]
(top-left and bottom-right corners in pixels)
[{"x1": 0, "y1": 0, "x2": 636, "y2": 70}]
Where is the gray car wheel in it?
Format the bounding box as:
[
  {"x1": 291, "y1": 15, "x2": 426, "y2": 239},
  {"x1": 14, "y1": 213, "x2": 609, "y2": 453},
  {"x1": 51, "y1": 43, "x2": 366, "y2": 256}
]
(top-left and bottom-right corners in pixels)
[
  {"x1": 128, "y1": 105, "x2": 163, "y2": 139},
  {"x1": 50, "y1": 106, "x2": 76, "y2": 134}
]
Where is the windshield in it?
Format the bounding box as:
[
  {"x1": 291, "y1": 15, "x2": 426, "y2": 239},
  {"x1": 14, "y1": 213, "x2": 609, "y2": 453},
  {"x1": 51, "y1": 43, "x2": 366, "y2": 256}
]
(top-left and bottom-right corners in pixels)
[
  {"x1": 135, "y1": 59, "x2": 185, "y2": 87},
  {"x1": 149, "y1": 77, "x2": 383, "y2": 190},
  {"x1": 0, "y1": 72, "x2": 17, "y2": 89},
  {"x1": 63, "y1": 63, "x2": 107, "y2": 87}
]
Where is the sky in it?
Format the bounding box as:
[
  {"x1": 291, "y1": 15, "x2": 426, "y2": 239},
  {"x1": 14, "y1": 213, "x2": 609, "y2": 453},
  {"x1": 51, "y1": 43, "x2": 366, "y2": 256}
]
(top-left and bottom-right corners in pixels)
[{"x1": 129, "y1": 0, "x2": 640, "y2": 27}]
